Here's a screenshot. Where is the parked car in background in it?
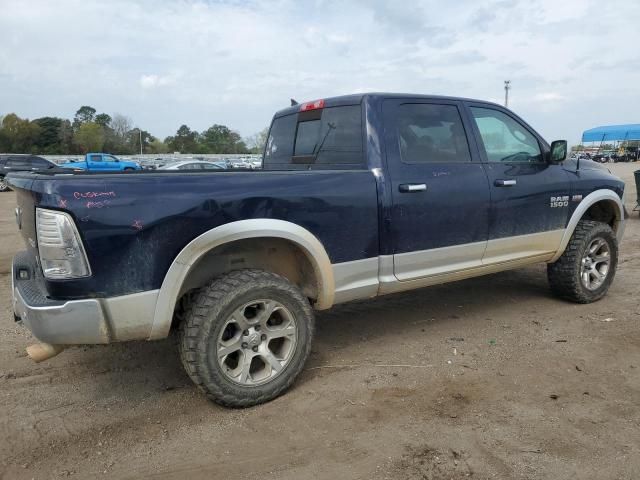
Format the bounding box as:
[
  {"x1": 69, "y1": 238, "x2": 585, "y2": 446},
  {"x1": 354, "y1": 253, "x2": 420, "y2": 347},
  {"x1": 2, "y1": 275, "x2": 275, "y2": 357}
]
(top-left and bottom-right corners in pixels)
[
  {"x1": 59, "y1": 153, "x2": 141, "y2": 172},
  {"x1": 233, "y1": 159, "x2": 254, "y2": 169},
  {"x1": 158, "y1": 160, "x2": 225, "y2": 170},
  {"x1": 0, "y1": 154, "x2": 69, "y2": 192},
  {"x1": 210, "y1": 159, "x2": 234, "y2": 169}
]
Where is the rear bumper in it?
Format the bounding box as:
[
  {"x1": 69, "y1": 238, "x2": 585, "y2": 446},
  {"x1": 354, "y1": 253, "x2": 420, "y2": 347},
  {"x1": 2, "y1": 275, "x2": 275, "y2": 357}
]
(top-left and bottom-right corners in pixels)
[{"x1": 12, "y1": 252, "x2": 159, "y2": 344}]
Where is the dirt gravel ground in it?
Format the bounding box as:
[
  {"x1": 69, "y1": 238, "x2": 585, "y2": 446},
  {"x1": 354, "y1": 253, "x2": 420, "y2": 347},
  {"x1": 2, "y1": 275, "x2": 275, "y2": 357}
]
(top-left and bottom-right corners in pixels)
[{"x1": 1, "y1": 163, "x2": 639, "y2": 479}]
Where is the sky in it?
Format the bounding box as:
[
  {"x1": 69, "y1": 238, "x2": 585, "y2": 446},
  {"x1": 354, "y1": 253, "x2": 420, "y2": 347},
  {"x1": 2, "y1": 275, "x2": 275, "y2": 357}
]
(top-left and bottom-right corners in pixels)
[{"x1": 1, "y1": 0, "x2": 639, "y2": 144}]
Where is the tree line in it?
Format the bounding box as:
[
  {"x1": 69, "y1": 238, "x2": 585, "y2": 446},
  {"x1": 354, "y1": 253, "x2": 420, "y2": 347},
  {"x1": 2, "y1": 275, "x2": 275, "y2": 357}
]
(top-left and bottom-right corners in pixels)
[{"x1": 0, "y1": 106, "x2": 267, "y2": 155}]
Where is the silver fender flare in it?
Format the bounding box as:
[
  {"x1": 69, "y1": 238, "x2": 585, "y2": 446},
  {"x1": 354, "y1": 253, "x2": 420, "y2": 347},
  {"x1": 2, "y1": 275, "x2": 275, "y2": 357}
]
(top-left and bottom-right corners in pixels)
[
  {"x1": 148, "y1": 219, "x2": 335, "y2": 340},
  {"x1": 549, "y1": 189, "x2": 624, "y2": 263}
]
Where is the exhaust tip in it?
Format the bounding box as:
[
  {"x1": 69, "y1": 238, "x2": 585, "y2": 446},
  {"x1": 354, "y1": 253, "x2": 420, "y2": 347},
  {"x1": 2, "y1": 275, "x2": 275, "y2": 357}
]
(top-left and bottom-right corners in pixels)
[{"x1": 26, "y1": 343, "x2": 65, "y2": 363}]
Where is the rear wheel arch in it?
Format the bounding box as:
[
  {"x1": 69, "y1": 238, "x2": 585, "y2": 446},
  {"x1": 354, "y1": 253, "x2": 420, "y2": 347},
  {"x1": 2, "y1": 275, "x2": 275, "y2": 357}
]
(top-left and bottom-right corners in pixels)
[{"x1": 149, "y1": 219, "x2": 335, "y2": 340}]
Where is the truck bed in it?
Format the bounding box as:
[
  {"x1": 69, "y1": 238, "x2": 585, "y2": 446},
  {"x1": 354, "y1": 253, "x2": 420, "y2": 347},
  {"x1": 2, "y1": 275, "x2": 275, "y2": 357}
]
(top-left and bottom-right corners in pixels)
[{"x1": 9, "y1": 169, "x2": 379, "y2": 300}]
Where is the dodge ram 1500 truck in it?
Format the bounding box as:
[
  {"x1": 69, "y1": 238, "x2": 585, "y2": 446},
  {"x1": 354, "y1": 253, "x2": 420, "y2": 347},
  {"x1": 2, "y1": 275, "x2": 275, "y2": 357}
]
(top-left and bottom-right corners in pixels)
[{"x1": 8, "y1": 93, "x2": 625, "y2": 407}]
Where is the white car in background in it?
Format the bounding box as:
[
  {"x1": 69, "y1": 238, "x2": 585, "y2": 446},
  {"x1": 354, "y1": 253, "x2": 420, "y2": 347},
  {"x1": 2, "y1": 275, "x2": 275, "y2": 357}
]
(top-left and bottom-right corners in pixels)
[{"x1": 158, "y1": 160, "x2": 225, "y2": 170}]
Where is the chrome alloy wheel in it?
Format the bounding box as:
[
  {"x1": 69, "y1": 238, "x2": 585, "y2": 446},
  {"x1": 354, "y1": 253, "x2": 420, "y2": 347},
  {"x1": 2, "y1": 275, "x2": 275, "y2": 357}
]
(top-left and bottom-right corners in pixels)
[
  {"x1": 580, "y1": 238, "x2": 611, "y2": 291},
  {"x1": 0, "y1": 178, "x2": 7, "y2": 191},
  {"x1": 215, "y1": 299, "x2": 298, "y2": 386}
]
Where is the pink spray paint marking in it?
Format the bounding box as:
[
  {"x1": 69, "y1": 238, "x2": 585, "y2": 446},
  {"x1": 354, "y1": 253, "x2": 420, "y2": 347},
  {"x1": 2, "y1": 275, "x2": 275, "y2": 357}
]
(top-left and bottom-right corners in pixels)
[
  {"x1": 86, "y1": 200, "x2": 110, "y2": 209},
  {"x1": 131, "y1": 220, "x2": 143, "y2": 231},
  {"x1": 74, "y1": 191, "x2": 116, "y2": 200}
]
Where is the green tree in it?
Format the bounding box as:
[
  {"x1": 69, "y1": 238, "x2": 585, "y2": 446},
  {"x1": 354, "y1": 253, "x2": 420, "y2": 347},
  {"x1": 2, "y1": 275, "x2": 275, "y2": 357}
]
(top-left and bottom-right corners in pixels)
[
  {"x1": 57, "y1": 120, "x2": 75, "y2": 154},
  {"x1": 148, "y1": 138, "x2": 169, "y2": 154},
  {"x1": 199, "y1": 124, "x2": 248, "y2": 153},
  {"x1": 127, "y1": 128, "x2": 154, "y2": 154},
  {"x1": 33, "y1": 117, "x2": 65, "y2": 153},
  {"x1": 95, "y1": 113, "x2": 112, "y2": 128},
  {"x1": 73, "y1": 106, "x2": 97, "y2": 131},
  {"x1": 73, "y1": 122, "x2": 105, "y2": 152},
  {"x1": 0, "y1": 113, "x2": 41, "y2": 153},
  {"x1": 166, "y1": 125, "x2": 199, "y2": 153}
]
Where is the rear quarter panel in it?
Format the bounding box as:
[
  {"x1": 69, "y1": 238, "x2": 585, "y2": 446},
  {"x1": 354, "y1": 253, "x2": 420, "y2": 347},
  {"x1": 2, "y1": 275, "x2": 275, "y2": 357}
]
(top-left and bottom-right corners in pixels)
[{"x1": 28, "y1": 170, "x2": 379, "y2": 299}]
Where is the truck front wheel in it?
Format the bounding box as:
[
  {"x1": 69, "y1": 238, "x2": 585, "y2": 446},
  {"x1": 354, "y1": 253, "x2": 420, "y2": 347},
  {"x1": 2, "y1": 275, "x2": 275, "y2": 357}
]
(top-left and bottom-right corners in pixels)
[
  {"x1": 547, "y1": 220, "x2": 618, "y2": 303},
  {"x1": 178, "y1": 269, "x2": 314, "y2": 407}
]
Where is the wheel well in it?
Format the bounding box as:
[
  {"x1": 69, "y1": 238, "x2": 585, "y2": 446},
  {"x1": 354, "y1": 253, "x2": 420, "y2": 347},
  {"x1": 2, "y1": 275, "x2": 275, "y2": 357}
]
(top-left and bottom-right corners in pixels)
[
  {"x1": 177, "y1": 237, "x2": 319, "y2": 310},
  {"x1": 582, "y1": 200, "x2": 620, "y2": 232}
]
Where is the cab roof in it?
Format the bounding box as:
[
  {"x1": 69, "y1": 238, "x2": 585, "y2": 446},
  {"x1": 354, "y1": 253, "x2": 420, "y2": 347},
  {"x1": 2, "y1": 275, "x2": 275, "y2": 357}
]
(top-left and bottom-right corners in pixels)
[{"x1": 274, "y1": 92, "x2": 502, "y2": 118}]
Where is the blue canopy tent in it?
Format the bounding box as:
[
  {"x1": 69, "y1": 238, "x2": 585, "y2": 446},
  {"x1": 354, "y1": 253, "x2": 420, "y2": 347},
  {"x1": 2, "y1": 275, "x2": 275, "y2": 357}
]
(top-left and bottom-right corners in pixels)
[
  {"x1": 583, "y1": 125, "x2": 640, "y2": 213},
  {"x1": 582, "y1": 124, "x2": 640, "y2": 143}
]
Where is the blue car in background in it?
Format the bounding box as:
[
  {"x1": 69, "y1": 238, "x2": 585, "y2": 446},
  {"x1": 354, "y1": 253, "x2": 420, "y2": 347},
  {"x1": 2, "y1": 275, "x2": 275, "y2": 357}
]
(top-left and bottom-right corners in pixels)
[{"x1": 59, "y1": 153, "x2": 141, "y2": 171}]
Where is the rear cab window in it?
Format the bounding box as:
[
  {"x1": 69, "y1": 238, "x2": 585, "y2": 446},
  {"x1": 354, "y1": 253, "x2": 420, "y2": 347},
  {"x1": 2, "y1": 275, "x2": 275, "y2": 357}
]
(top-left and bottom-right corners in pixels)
[
  {"x1": 263, "y1": 103, "x2": 364, "y2": 170},
  {"x1": 7, "y1": 157, "x2": 29, "y2": 167}
]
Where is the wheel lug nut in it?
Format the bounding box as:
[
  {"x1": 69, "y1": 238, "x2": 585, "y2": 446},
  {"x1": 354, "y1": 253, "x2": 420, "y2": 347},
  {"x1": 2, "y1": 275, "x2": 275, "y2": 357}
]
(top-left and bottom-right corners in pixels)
[
  {"x1": 261, "y1": 334, "x2": 267, "y2": 341},
  {"x1": 252, "y1": 346, "x2": 258, "y2": 352},
  {"x1": 243, "y1": 330, "x2": 249, "y2": 336},
  {"x1": 241, "y1": 342, "x2": 248, "y2": 349},
  {"x1": 255, "y1": 325, "x2": 260, "y2": 331}
]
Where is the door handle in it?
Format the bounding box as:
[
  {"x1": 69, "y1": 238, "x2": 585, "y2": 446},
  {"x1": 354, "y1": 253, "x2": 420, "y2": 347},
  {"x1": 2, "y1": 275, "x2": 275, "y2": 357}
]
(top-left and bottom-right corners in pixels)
[
  {"x1": 494, "y1": 179, "x2": 517, "y2": 187},
  {"x1": 399, "y1": 183, "x2": 427, "y2": 193}
]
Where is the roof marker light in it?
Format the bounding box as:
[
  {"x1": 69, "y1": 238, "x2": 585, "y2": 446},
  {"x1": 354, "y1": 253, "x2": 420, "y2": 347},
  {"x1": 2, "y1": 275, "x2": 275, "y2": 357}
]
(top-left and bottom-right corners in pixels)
[{"x1": 299, "y1": 99, "x2": 325, "y2": 112}]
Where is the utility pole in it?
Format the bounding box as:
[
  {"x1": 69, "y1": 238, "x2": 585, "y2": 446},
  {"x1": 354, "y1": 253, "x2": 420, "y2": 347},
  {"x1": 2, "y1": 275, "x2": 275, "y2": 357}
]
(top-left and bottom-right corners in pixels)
[
  {"x1": 139, "y1": 129, "x2": 143, "y2": 155},
  {"x1": 504, "y1": 80, "x2": 511, "y2": 108}
]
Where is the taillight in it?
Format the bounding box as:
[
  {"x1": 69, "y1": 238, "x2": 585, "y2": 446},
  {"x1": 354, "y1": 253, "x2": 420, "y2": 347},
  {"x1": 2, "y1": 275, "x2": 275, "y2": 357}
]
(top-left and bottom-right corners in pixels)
[
  {"x1": 36, "y1": 208, "x2": 91, "y2": 279},
  {"x1": 299, "y1": 99, "x2": 325, "y2": 112}
]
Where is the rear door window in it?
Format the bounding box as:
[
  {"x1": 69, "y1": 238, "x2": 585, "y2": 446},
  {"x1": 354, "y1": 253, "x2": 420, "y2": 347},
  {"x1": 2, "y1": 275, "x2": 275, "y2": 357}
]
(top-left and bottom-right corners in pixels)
[
  {"x1": 264, "y1": 104, "x2": 364, "y2": 170},
  {"x1": 395, "y1": 104, "x2": 471, "y2": 163}
]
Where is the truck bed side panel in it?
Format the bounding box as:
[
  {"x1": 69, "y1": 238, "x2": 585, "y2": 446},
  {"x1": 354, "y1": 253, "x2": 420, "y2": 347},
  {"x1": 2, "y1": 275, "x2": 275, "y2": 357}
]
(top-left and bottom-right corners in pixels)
[{"x1": 24, "y1": 170, "x2": 378, "y2": 299}]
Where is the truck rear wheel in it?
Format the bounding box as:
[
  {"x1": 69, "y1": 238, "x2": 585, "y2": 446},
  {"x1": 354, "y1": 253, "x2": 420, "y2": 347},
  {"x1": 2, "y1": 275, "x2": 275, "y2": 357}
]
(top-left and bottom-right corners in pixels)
[
  {"x1": 178, "y1": 269, "x2": 314, "y2": 407},
  {"x1": 547, "y1": 220, "x2": 618, "y2": 303}
]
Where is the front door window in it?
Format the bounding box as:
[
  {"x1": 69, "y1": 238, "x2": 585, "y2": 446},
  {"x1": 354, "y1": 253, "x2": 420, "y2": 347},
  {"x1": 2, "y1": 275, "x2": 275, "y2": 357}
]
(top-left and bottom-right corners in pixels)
[{"x1": 470, "y1": 107, "x2": 542, "y2": 163}]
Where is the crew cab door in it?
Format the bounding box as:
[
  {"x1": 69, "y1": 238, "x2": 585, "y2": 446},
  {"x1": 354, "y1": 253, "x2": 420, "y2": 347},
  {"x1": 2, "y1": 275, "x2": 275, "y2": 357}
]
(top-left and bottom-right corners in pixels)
[
  {"x1": 465, "y1": 103, "x2": 571, "y2": 263},
  {"x1": 382, "y1": 99, "x2": 491, "y2": 280},
  {"x1": 100, "y1": 154, "x2": 120, "y2": 170},
  {"x1": 87, "y1": 154, "x2": 105, "y2": 170}
]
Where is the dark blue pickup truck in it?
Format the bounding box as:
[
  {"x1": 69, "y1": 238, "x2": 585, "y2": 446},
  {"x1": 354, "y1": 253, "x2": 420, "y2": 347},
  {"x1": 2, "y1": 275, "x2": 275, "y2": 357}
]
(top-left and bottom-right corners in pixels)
[{"x1": 8, "y1": 93, "x2": 626, "y2": 407}]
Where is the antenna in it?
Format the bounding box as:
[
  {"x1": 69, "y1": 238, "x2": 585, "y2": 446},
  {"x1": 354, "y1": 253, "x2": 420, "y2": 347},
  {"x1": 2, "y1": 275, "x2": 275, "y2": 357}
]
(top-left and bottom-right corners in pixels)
[
  {"x1": 504, "y1": 80, "x2": 511, "y2": 108},
  {"x1": 290, "y1": 98, "x2": 299, "y2": 106}
]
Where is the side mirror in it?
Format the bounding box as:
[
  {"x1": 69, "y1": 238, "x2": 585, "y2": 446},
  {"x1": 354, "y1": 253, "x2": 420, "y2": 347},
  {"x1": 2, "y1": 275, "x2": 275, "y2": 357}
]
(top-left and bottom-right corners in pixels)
[{"x1": 549, "y1": 140, "x2": 567, "y2": 163}]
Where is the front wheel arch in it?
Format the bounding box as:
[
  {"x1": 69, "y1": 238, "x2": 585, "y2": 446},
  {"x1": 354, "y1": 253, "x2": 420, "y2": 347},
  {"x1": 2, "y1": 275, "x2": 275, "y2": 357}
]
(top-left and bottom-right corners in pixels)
[{"x1": 551, "y1": 190, "x2": 624, "y2": 263}]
